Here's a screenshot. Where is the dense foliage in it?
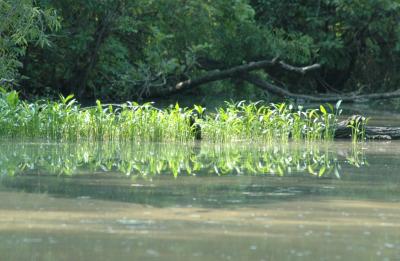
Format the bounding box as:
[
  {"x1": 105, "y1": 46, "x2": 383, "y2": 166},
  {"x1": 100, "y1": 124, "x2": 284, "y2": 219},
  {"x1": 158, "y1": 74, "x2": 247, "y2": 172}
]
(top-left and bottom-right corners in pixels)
[
  {"x1": 0, "y1": 0, "x2": 59, "y2": 80},
  {"x1": 1, "y1": 0, "x2": 400, "y2": 101}
]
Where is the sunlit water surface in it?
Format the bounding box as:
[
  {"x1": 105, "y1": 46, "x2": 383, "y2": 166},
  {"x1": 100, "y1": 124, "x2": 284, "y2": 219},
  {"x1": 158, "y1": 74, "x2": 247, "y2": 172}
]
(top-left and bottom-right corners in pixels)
[{"x1": 0, "y1": 140, "x2": 399, "y2": 261}]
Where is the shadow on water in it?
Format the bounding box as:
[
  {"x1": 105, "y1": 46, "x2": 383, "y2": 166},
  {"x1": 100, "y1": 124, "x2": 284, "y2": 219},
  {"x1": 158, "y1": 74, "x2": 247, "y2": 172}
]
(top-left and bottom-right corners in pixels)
[{"x1": 1, "y1": 140, "x2": 399, "y2": 207}]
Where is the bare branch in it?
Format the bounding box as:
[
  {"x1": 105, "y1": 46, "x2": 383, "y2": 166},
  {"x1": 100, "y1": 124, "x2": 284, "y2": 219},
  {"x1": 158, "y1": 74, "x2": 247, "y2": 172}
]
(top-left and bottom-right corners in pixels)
[
  {"x1": 135, "y1": 58, "x2": 400, "y2": 104},
  {"x1": 142, "y1": 58, "x2": 320, "y2": 98},
  {"x1": 242, "y1": 73, "x2": 400, "y2": 103},
  {"x1": 277, "y1": 61, "x2": 321, "y2": 74}
]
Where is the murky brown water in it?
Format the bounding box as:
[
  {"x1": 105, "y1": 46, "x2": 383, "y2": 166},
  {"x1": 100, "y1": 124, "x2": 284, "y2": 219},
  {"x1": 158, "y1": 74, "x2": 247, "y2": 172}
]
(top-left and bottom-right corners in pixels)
[{"x1": 0, "y1": 141, "x2": 400, "y2": 260}]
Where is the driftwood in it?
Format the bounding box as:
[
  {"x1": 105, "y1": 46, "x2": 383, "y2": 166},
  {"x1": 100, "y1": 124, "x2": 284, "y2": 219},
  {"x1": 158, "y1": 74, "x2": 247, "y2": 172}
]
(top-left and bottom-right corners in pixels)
[
  {"x1": 335, "y1": 116, "x2": 400, "y2": 140},
  {"x1": 336, "y1": 125, "x2": 400, "y2": 140}
]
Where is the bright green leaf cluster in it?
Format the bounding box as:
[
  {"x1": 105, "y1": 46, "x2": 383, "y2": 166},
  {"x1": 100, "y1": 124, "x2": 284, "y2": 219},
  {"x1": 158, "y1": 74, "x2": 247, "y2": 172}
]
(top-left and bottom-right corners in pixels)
[{"x1": 0, "y1": 91, "x2": 345, "y2": 143}]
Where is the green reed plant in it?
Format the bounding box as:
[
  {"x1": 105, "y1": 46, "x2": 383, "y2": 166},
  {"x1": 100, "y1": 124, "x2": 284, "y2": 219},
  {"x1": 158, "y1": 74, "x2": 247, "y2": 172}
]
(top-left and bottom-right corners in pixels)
[
  {"x1": 0, "y1": 90, "x2": 356, "y2": 142},
  {"x1": 347, "y1": 115, "x2": 369, "y2": 143}
]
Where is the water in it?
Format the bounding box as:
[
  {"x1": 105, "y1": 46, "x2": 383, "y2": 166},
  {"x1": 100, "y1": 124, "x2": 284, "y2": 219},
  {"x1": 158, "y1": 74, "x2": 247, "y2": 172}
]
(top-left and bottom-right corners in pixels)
[{"x1": 0, "y1": 140, "x2": 400, "y2": 260}]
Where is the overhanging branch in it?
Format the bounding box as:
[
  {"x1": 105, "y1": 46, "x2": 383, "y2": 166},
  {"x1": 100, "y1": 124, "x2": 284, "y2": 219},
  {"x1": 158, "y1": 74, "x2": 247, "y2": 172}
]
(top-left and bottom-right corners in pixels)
[
  {"x1": 242, "y1": 73, "x2": 400, "y2": 103},
  {"x1": 137, "y1": 58, "x2": 400, "y2": 103},
  {"x1": 277, "y1": 61, "x2": 321, "y2": 74},
  {"x1": 141, "y1": 58, "x2": 321, "y2": 98}
]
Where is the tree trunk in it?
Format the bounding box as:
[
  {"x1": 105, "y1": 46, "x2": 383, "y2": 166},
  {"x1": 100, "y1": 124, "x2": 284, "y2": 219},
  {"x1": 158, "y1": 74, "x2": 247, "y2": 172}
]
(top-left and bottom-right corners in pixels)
[{"x1": 72, "y1": 12, "x2": 114, "y2": 99}]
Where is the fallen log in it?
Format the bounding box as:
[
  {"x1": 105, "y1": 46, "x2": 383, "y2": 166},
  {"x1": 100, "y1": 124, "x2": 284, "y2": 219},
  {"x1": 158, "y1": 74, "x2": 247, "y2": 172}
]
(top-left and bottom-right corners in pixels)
[{"x1": 335, "y1": 116, "x2": 400, "y2": 140}]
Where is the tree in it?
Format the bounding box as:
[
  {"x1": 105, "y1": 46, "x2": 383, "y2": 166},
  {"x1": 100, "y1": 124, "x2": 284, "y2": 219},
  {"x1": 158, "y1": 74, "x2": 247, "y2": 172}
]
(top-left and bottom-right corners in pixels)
[
  {"x1": 0, "y1": 0, "x2": 59, "y2": 81},
  {"x1": 21, "y1": 0, "x2": 313, "y2": 100},
  {"x1": 251, "y1": 0, "x2": 400, "y2": 93},
  {"x1": 7, "y1": 0, "x2": 400, "y2": 102}
]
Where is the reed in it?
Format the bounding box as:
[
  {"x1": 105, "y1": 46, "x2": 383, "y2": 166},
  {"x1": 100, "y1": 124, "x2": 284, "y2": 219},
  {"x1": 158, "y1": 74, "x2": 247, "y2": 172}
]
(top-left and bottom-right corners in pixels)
[{"x1": 0, "y1": 89, "x2": 348, "y2": 142}]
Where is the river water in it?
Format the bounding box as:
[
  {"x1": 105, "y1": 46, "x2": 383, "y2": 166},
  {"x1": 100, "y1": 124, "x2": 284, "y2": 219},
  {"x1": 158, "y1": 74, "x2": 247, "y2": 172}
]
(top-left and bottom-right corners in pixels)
[{"x1": 0, "y1": 140, "x2": 399, "y2": 260}]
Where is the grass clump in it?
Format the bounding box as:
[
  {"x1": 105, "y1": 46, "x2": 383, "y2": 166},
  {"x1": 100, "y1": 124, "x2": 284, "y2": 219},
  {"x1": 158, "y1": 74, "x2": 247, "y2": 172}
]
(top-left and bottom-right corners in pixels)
[
  {"x1": 0, "y1": 89, "x2": 343, "y2": 142},
  {"x1": 200, "y1": 101, "x2": 340, "y2": 142},
  {"x1": 346, "y1": 115, "x2": 369, "y2": 142}
]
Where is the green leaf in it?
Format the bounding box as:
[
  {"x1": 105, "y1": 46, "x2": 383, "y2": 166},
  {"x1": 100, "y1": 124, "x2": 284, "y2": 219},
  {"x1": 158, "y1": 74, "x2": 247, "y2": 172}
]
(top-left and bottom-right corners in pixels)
[
  {"x1": 318, "y1": 166, "x2": 326, "y2": 177},
  {"x1": 96, "y1": 100, "x2": 102, "y2": 111},
  {"x1": 308, "y1": 165, "x2": 316, "y2": 175},
  {"x1": 320, "y1": 105, "x2": 327, "y2": 115},
  {"x1": 335, "y1": 100, "x2": 342, "y2": 110},
  {"x1": 6, "y1": 91, "x2": 19, "y2": 108}
]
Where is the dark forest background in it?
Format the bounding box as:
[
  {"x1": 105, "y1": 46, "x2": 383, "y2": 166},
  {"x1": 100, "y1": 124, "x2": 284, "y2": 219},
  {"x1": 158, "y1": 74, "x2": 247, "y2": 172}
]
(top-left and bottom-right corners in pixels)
[{"x1": 1, "y1": 0, "x2": 400, "y2": 105}]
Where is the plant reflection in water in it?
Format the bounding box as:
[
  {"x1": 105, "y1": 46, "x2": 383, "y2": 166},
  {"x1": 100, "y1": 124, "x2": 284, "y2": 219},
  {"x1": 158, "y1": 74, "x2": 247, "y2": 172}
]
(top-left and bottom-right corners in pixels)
[{"x1": 0, "y1": 142, "x2": 366, "y2": 179}]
